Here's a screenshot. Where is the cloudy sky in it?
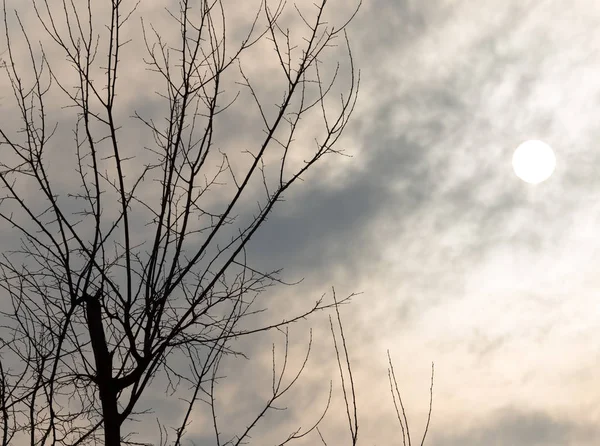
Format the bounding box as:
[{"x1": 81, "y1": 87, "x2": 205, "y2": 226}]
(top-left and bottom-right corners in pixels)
[
  {"x1": 2, "y1": 0, "x2": 600, "y2": 445},
  {"x1": 252, "y1": 0, "x2": 600, "y2": 444}
]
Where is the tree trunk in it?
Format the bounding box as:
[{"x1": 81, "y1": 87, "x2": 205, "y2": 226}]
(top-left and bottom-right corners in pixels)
[{"x1": 85, "y1": 291, "x2": 121, "y2": 446}]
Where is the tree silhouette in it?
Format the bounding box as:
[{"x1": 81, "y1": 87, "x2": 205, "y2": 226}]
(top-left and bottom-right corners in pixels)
[{"x1": 0, "y1": 0, "x2": 433, "y2": 444}]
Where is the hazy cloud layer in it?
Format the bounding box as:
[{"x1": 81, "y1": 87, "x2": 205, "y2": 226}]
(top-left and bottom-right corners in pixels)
[{"x1": 2, "y1": 0, "x2": 600, "y2": 444}]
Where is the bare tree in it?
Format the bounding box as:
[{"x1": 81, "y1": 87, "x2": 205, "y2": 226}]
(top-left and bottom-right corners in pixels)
[
  {"x1": 0, "y1": 0, "x2": 364, "y2": 443},
  {"x1": 387, "y1": 352, "x2": 434, "y2": 446},
  {"x1": 0, "y1": 0, "x2": 436, "y2": 443}
]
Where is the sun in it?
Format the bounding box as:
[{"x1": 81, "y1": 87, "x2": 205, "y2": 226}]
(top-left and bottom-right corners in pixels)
[{"x1": 512, "y1": 140, "x2": 556, "y2": 184}]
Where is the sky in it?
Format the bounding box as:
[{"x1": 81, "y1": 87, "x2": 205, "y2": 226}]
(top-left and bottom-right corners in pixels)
[{"x1": 2, "y1": 0, "x2": 600, "y2": 445}]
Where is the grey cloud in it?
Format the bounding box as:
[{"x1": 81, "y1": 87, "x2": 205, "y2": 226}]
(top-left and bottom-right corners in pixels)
[
  {"x1": 246, "y1": 131, "x2": 434, "y2": 285},
  {"x1": 430, "y1": 407, "x2": 600, "y2": 446},
  {"x1": 5, "y1": 0, "x2": 600, "y2": 444}
]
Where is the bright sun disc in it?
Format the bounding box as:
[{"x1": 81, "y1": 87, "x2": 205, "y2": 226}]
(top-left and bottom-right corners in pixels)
[{"x1": 512, "y1": 140, "x2": 556, "y2": 184}]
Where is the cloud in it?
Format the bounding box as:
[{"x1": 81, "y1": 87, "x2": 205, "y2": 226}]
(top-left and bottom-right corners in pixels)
[
  {"x1": 430, "y1": 407, "x2": 600, "y2": 446},
  {"x1": 4, "y1": 0, "x2": 600, "y2": 444}
]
